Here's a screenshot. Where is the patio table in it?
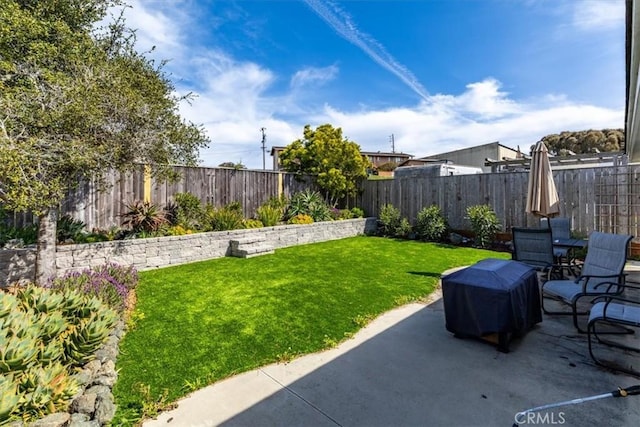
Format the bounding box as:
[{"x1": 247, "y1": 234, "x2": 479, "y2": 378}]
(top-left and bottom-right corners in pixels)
[{"x1": 441, "y1": 258, "x2": 542, "y2": 352}]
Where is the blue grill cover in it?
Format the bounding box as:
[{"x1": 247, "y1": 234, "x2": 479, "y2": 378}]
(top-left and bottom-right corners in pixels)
[{"x1": 442, "y1": 258, "x2": 542, "y2": 337}]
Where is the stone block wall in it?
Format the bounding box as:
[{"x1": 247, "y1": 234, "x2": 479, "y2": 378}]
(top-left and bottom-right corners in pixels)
[{"x1": 1, "y1": 218, "x2": 376, "y2": 286}]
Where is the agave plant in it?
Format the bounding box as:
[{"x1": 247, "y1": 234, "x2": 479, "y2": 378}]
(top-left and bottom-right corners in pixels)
[
  {"x1": 16, "y1": 285, "x2": 65, "y2": 314},
  {"x1": 0, "y1": 374, "x2": 21, "y2": 424},
  {"x1": 0, "y1": 333, "x2": 39, "y2": 374},
  {"x1": 0, "y1": 292, "x2": 17, "y2": 318},
  {"x1": 63, "y1": 309, "x2": 118, "y2": 366}
]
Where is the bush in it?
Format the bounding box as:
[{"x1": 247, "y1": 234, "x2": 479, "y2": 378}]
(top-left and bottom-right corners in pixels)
[
  {"x1": 243, "y1": 219, "x2": 264, "y2": 229},
  {"x1": 287, "y1": 190, "x2": 332, "y2": 222},
  {"x1": 174, "y1": 193, "x2": 205, "y2": 230},
  {"x1": 121, "y1": 201, "x2": 168, "y2": 233},
  {"x1": 56, "y1": 215, "x2": 86, "y2": 243},
  {"x1": 377, "y1": 204, "x2": 412, "y2": 238},
  {"x1": 288, "y1": 214, "x2": 314, "y2": 225},
  {"x1": 350, "y1": 207, "x2": 365, "y2": 218},
  {"x1": 0, "y1": 223, "x2": 38, "y2": 247},
  {"x1": 256, "y1": 205, "x2": 283, "y2": 227},
  {"x1": 47, "y1": 263, "x2": 138, "y2": 313},
  {"x1": 415, "y1": 206, "x2": 448, "y2": 242},
  {"x1": 466, "y1": 204, "x2": 501, "y2": 248},
  {"x1": 207, "y1": 205, "x2": 245, "y2": 231}
]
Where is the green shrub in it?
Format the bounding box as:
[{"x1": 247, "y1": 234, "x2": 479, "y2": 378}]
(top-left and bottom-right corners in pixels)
[
  {"x1": 287, "y1": 190, "x2": 332, "y2": 222},
  {"x1": 350, "y1": 207, "x2": 365, "y2": 218},
  {"x1": 47, "y1": 263, "x2": 138, "y2": 313},
  {"x1": 466, "y1": 204, "x2": 501, "y2": 248},
  {"x1": 256, "y1": 205, "x2": 283, "y2": 227},
  {"x1": 243, "y1": 219, "x2": 264, "y2": 229},
  {"x1": 121, "y1": 201, "x2": 168, "y2": 233},
  {"x1": 415, "y1": 205, "x2": 448, "y2": 242},
  {"x1": 288, "y1": 214, "x2": 314, "y2": 224},
  {"x1": 0, "y1": 223, "x2": 38, "y2": 247},
  {"x1": 174, "y1": 193, "x2": 205, "y2": 230},
  {"x1": 207, "y1": 206, "x2": 245, "y2": 231},
  {"x1": 377, "y1": 204, "x2": 412, "y2": 238},
  {"x1": 56, "y1": 215, "x2": 86, "y2": 243},
  {"x1": 377, "y1": 161, "x2": 398, "y2": 172},
  {"x1": 266, "y1": 194, "x2": 289, "y2": 211}
]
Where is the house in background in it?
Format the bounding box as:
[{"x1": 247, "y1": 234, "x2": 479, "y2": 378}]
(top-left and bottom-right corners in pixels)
[
  {"x1": 411, "y1": 141, "x2": 521, "y2": 173},
  {"x1": 270, "y1": 146, "x2": 413, "y2": 171}
]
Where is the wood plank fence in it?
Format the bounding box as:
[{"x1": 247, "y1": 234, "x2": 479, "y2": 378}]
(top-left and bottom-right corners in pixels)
[
  {"x1": 355, "y1": 163, "x2": 640, "y2": 238},
  {"x1": 6, "y1": 163, "x2": 640, "y2": 239}
]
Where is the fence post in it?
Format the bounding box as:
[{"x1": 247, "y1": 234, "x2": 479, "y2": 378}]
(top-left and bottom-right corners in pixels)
[{"x1": 143, "y1": 165, "x2": 152, "y2": 203}]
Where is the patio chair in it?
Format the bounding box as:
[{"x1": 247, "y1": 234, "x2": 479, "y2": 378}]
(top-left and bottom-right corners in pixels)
[
  {"x1": 511, "y1": 227, "x2": 558, "y2": 281},
  {"x1": 540, "y1": 217, "x2": 574, "y2": 274},
  {"x1": 587, "y1": 295, "x2": 640, "y2": 376},
  {"x1": 541, "y1": 231, "x2": 633, "y2": 333}
]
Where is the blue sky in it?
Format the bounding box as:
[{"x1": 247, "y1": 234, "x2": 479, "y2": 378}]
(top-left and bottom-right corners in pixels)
[{"x1": 115, "y1": 0, "x2": 626, "y2": 169}]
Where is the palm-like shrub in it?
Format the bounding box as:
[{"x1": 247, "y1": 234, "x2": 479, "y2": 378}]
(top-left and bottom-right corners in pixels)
[
  {"x1": 121, "y1": 201, "x2": 168, "y2": 233},
  {"x1": 415, "y1": 206, "x2": 448, "y2": 242}
]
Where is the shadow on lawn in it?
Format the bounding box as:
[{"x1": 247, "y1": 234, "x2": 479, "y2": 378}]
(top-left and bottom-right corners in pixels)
[{"x1": 406, "y1": 271, "x2": 441, "y2": 278}]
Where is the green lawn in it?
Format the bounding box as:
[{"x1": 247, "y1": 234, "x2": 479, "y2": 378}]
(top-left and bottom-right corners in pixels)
[{"x1": 113, "y1": 236, "x2": 508, "y2": 424}]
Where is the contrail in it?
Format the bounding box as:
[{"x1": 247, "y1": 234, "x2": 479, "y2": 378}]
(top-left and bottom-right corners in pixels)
[{"x1": 303, "y1": 0, "x2": 429, "y2": 101}]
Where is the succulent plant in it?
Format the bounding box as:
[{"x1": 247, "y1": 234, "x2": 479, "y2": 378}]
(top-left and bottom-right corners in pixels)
[
  {"x1": 63, "y1": 309, "x2": 117, "y2": 366},
  {"x1": 0, "y1": 292, "x2": 17, "y2": 318},
  {"x1": 0, "y1": 374, "x2": 21, "y2": 424},
  {"x1": 0, "y1": 333, "x2": 40, "y2": 374},
  {"x1": 16, "y1": 285, "x2": 65, "y2": 314},
  {"x1": 34, "y1": 312, "x2": 68, "y2": 343}
]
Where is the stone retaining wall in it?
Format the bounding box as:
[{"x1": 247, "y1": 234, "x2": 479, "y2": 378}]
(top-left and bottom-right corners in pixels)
[{"x1": 1, "y1": 218, "x2": 377, "y2": 286}]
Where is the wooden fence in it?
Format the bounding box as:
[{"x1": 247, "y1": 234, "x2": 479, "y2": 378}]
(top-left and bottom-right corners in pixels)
[
  {"x1": 7, "y1": 163, "x2": 640, "y2": 238},
  {"x1": 9, "y1": 166, "x2": 316, "y2": 229},
  {"x1": 355, "y1": 163, "x2": 640, "y2": 237}
]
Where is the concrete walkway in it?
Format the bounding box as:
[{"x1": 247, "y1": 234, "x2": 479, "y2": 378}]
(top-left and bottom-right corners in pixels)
[{"x1": 143, "y1": 284, "x2": 640, "y2": 427}]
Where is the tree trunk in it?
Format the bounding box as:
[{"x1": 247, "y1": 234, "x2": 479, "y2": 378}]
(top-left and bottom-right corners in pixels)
[{"x1": 35, "y1": 208, "x2": 58, "y2": 285}]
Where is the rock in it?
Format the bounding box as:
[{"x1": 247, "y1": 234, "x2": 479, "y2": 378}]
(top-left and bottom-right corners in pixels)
[
  {"x1": 29, "y1": 413, "x2": 71, "y2": 427},
  {"x1": 91, "y1": 375, "x2": 116, "y2": 387},
  {"x1": 69, "y1": 413, "x2": 89, "y2": 423},
  {"x1": 71, "y1": 393, "x2": 97, "y2": 415},
  {"x1": 83, "y1": 360, "x2": 102, "y2": 376},
  {"x1": 94, "y1": 346, "x2": 118, "y2": 363},
  {"x1": 94, "y1": 395, "x2": 116, "y2": 424},
  {"x1": 97, "y1": 360, "x2": 117, "y2": 378},
  {"x1": 85, "y1": 385, "x2": 111, "y2": 399}
]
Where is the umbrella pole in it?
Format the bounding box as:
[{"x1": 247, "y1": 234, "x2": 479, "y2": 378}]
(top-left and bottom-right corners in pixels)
[{"x1": 513, "y1": 385, "x2": 640, "y2": 426}]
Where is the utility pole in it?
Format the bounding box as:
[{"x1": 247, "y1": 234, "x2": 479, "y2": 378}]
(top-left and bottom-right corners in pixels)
[
  {"x1": 261, "y1": 127, "x2": 267, "y2": 170},
  {"x1": 390, "y1": 134, "x2": 395, "y2": 153}
]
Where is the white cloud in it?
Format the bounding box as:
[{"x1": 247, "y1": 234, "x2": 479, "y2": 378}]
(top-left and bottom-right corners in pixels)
[
  {"x1": 571, "y1": 0, "x2": 625, "y2": 32},
  {"x1": 114, "y1": 1, "x2": 625, "y2": 169},
  {"x1": 290, "y1": 65, "x2": 339, "y2": 89}
]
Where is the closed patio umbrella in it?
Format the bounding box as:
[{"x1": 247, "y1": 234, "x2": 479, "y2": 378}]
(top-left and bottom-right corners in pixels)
[{"x1": 526, "y1": 141, "x2": 559, "y2": 218}]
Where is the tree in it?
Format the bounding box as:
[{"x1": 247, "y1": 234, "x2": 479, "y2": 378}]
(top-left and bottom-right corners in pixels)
[
  {"x1": 218, "y1": 161, "x2": 246, "y2": 170},
  {"x1": 538, "y1": 129, "x2": 624, "y2": 156},
  {"x1": 279, "y1": 124, "x2": 371, "y2": 206},
  {"x1": 0, "y1": 0, "x2": 209, "y2": 284}
]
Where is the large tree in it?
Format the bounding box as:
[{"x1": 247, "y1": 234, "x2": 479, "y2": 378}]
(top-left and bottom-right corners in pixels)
[
  {"x1": 0, "y1": 0, "x2": 209, "y2": 284},
  {"x1": 279, "y1": 124, "x2": 370, "y2": 206},
  {"x1": 538, "y1": 129, "x2": 624, "y2": 156}
]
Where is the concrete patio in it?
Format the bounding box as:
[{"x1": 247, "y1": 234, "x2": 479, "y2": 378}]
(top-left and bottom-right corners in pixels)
[{"x1": 143, "y1": 270, "x2": 640, "y2": 427}]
